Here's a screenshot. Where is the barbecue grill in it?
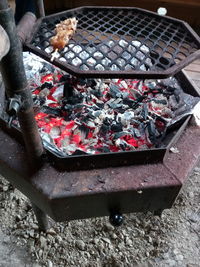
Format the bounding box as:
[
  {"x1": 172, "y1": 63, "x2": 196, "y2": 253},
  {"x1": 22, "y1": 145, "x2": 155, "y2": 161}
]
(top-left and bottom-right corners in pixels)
[{"x1": 0, "y1": 0, "x2": 200, "y2": 230}]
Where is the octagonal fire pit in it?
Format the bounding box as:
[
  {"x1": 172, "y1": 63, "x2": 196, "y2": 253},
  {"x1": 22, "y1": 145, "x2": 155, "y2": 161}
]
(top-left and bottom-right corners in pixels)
[{"x1": 1, "y1": 1, "x2": 200, "y2": 231}]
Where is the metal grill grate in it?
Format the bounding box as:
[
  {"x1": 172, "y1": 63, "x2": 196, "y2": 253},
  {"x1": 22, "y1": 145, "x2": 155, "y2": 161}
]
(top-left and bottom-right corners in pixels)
[{"x1": 25, "y1": 7, "x2": 200, "y2": 78}]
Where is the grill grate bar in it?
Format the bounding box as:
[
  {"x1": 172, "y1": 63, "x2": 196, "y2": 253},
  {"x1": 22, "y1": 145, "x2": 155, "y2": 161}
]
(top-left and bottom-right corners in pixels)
[{"x1": 25, "y1": 7, "x2": 200, "y2": 78}]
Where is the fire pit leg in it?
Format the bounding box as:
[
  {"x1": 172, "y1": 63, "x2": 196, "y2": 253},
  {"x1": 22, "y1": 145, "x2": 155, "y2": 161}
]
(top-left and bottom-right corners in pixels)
[{"x1": 32, "y1": 203, "x2": 49, "y2": 232}]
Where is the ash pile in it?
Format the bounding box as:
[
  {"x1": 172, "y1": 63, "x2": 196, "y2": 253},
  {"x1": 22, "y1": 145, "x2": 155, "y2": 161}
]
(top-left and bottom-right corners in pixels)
[{"x1": 22, "y1": 53, "x2": 199, "y2": 157}]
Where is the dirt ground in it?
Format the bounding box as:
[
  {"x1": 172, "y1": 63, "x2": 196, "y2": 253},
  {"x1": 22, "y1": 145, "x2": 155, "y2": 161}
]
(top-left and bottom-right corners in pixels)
[{"x1": 0, "y1": 159, "x2": 199, "y2": 267}]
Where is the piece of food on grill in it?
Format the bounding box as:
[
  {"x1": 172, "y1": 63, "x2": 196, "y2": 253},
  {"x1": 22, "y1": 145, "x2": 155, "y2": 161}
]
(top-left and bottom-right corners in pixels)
[{"x1": 50, "y1": 17, "x2": 78, "y2": 51}]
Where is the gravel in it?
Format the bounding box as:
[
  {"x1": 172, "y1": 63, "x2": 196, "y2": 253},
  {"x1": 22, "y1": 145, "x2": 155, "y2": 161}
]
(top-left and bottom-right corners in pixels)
[{"x1": 0, "y1": 160, "x2": 200, "y2": 267}]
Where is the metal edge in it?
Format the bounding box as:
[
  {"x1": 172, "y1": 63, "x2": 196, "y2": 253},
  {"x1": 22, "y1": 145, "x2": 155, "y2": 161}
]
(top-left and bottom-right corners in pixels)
[
  {"x1": 164, "y1": 50, "x2": 200, "y2": 77},
  {"x1": 175, "y1": 70, "x2": 200, "y2": 97},
  {"x1": 181, "y1": 21, "x2": 200, "y2": 45},
  {"x1": 48, "y1": 147, "x2": 167, "y2": 172},
  {"x1": 166, "y1": 115, "x2": 191, "y2": 150}
]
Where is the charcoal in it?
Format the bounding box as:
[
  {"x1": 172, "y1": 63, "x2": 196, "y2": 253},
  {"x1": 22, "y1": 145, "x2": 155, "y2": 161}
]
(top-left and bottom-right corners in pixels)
[
  {"x1": 147, "y1": 120, "x2": 158, "y2": 143},
  {"x1": 151, "y1": 98, "x2": 168, "y2": 105},
  {"x1": 40, "y1": 62, "x2": 55, "y2": 73},
  {"x1": 130, "y1": 89, "x2": 142, "y2": 99},
  {"x1": 85, "y1": 120, "x2": 96, "y2": 128},
  {"x1": 63, "y1": 82, "x2": 74, "y2": 98},
  {"x1": 72, "y1": 150, "x2": 87, "y2": 155},
  {"x1": 165, "y1": 85, "x2": 176, "y2": 94},
  {"x1": 135, "y1": 95, "x2": 147, "y2": 103},
  {"x1": 73, "y1": 104, "x2": 87, "y2": 109},
  {"x1": 93, "y1": 111, "x2": 102, "y2": 117},
  {"x1": 119, "y1": 140, "x2": 128, "y2": 150},
  {"x1": 33, "y1": 96, "x2": 46, "y2": 106},
  {"x1": 39, "y1": 88, "x2": 50, "y2": 98},
  {"x1": 79, "y1": 125, "x2": 90, "y2": 137},
  {"x1": 142, "y1": 103, "x2": 148, "y2": 120},
  {"x1": 136, "y1": 80, "x2": 143, "y2": 93},
  {"x1": 113, "y1": 131, "x2": 129, "y2": 140},
  {"x1": 103, "y1": 117, "x2": 111, "y2": 126},
  {"x1": 66, "y1": 94, "x2": 84, "y2": 105},
  {"x1": 97, "y1": 147, "x2": 110, "y2": 153},
  {"x1": 28, "y1": 61, "x2": 198, "y2": 156},
  {"x1": 111, "y1": 122, "x2": 123, "y2": 132},
  {"x1": 100, "y1": 123, "x2": 110, "y2": 134},
  {"x1": 173, "y1": 89, "x2": 180, "y2": 103},
  {"x1": 123, "y1": 98, "x2": 136, "y2": 108},
  {"x1": 147, "y1": 81, "x2": 157, "y2": 90},
  {"x1": 108, "y1": 102, "x2": 122, "y2": 109},
  {"x1": 62, "y1": 104, "x2": 73, "y2": 111},
  {"x1": 169, "y1": 95, "x2": 179, "y2": 110},
  {"x1": 42, "y1": 106, "x2": 61, "y2": 116},
  {"x1": 96, "y1": 103, "x2": 104, "y2": 109},
  {"x1": 87, "y1": 111, "x2": 96, "y2": 120},
  {"x1": 109, "y1": 84, "x2": 122, "y2": 98},
  {"x1": 132, "y1": 119, "x2": 142, "y2": 126},
  {"x1": 86, "y1": 79, "x2": 97, "y2": 88},
  {"x1": 132, "y1": 128, "x2": 141, "y2": 138},
  {"x1": 59, "y1": 74, "x2": 70, "y2": 82},
  {"x1": 90, "y1": 89, "x2": 103, "y2": 98},
  {"x1": 76, "y1": 78, "x2": 87, "y2": 86},
  {"x1": 41, "y1": 82, "x2": 54, "y2": 90}
]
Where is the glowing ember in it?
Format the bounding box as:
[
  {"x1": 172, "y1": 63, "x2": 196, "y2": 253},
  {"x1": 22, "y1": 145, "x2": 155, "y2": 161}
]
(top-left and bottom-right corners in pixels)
[{"x1": 31, "y1": 71, "x2": 185, "y2": 155}]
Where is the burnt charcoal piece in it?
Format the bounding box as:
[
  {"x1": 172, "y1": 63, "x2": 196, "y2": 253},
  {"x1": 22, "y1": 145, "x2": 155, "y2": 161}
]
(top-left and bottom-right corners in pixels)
[
  {"x1": 90, "y1": 89, "x2": 103, "y2": 98},
  {"x1": 59, "y1": 74, "x2": 70, "y2": 82},
  {"x1": 113, "y1": 131, "x2": 128, "y2": 140},
  {"x1": 100, "y1": 119, "x2": 111, "y2": 133},
  {"x1": 77, "y1": 78, "x2": 87, "y2": 86},
  {"x1": 173, "y1": 89, "x2": 180, "y2": 103},
  {"x1": 62, "y1": 104, "x2": 73, "y2": 111},
  {"x1": 135, "y1": 95, "x2": 147, "y2": 103},
  {"x1": 109, "y1": 84, "x2": 122, "y2": 98},
  {"x1": 165, "y1": 85, "x2": 176, "y2": 94},
  {"x1": 40, "y1": 62, "x2": 55, "y2": 73},
  {"x1": 147, "y1": 120, "x2": 158, "y2": 144},
  {"x1": 86, "y1": 79, "x2": 97, "y2": 88},
  {"x1": 41, "y1": 82, "x2": 53, "y2": 90},
  {"x1": 111, "y1": 122, "x2": 123, "y2": 132},
  {"x1": 96, "y1": 102, "x2": 104, "y2": 109},
  {"x1": 151, "y1": 98, "x2": 168, "y2": 105},
  {"x1": 63, "y1": 81, "x2": 74, "y2": 99},
  {"x1": 103, "y1": 117, "x2": 111, "y2": 126},
  {"x1": 65, "y1": 94, "x2": 84, "y2": 105},
  {"x1": 42, "y1": 106, "x2": 61, "y2": 116},
  {"x1": 97, "y1": 147, "x2": 110, "y2": 153},
  {"x1": 33, "y1": 96, "x2": 46, "y2": 106},
  {"x1": 123, "y1": 98, "x2": 136, "y2": 107},
  {"x1": 142, "y1": 103, "x2": 148, "y2": 120},
  {"x1": 79, "y1": 125, "x2": 90, "y2": 137},
  {"x1": 87, "y1": 111, "x2": 96, "y2": 120},
  {"x1": 132, "y1": 128, "x2": 141, "y2": 138},
  {"x1": 72, "y1": 150, "x2": 87, "y2": 155}
]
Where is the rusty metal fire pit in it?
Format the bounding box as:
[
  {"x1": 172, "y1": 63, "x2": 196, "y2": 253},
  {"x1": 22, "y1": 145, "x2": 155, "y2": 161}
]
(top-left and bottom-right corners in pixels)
[{"x1": 0, "y1": 0, "x2": 200, "y2": 230}]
